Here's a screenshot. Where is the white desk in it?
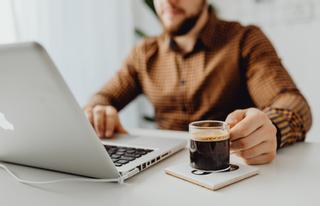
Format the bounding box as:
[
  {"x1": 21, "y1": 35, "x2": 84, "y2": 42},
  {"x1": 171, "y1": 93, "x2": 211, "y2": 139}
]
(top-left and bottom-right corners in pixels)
[{"x1": 0, "y1": 129, "x2": 319, "y2": 206}]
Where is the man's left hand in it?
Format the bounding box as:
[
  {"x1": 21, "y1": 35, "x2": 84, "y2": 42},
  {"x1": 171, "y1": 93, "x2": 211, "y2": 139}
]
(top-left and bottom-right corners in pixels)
[{"x1": 226, "y1": 108, "x2": 277, "y2": 165}]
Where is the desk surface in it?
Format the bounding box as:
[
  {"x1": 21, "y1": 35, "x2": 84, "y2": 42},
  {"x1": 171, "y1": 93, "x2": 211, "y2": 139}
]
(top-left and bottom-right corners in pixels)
[{"x1": 0, "y1": 129, "x2": 319, "y2": 206}]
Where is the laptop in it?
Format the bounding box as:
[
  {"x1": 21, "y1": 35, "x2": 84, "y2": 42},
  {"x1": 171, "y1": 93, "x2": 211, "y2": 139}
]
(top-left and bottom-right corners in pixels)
[{"x1": 0, "y1": 42, "x2": 187, "y2": 181}]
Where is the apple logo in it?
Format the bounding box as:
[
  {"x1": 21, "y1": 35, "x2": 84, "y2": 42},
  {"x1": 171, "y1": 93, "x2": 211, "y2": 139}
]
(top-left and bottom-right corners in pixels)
[{"x1": 0, "y1": 112, "x2": 14, "y2": 131}]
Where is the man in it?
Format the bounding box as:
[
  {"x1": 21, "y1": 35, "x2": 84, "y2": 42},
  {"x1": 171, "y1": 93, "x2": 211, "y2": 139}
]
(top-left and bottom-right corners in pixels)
[{"x1": 84, "y1": 0, "x2": 312, "y2": 165}]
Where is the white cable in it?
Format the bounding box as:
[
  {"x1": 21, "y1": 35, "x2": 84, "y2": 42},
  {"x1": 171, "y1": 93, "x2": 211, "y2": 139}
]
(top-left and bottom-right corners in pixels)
[{"x1": 0, "y1": 163, "x2": 123, "y2": 185}]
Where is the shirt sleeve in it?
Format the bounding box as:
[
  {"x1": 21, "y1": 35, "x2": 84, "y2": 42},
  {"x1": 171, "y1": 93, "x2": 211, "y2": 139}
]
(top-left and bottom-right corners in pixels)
[
  {"x1": 85, "y1": 46, "x2": 143, "y2": 111},
  {"x1": 241, "y1": 26, "x2": 312, "y2": 149}
]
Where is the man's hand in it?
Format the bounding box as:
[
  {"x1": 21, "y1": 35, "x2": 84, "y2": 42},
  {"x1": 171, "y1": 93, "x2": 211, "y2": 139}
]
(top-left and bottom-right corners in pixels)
[
  {"x1": 225, "y1": 108, "x2": 277, "y2": 165},
  {"x1": 84, "y1": 105, "x2": 127, "y2": 138}
]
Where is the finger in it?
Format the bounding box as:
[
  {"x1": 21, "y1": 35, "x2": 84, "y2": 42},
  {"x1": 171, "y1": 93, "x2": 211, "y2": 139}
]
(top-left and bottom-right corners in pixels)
[
  {"x1": 230, "y1": 109, "x2": 265, "y2": 141},
  {"x1": 117, "y1": 122, "x2": 128, "y2": 134},
  {"x1": 93, "y1": 106, "x2": 106, "y2": 138},
  {"x1": 105, "y1": 116, "x2": 115, "y2": 138},
  {"x1": 231, "y1": 151, "x2": 241, "y2": 156},
  {"x1": 225, "y1": 109, "x2": 246, "y2": 128},
  {"x1": 239, "y1": 141, "x2": 273, "y2": 159},
  {"x1": 105, "y1": 106, "x2": 116, "y2": 138},
  {"x1": 245, "y1": 152, "x2": 276, "y2": 165},
  {"x1": 230, "y1": 124, "x2": 270, "y2": 151}
]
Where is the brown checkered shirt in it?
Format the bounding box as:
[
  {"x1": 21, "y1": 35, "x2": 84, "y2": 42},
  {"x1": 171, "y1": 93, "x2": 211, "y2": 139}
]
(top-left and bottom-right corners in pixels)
[{"x1": 86, "y1": 11, "x2": 312, "y2": 149}]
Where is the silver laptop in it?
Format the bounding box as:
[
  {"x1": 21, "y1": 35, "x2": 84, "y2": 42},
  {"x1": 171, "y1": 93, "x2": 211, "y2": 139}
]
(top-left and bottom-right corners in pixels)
[{"x1": 0, "y1": 42, "x2": 187, "y2": 181}]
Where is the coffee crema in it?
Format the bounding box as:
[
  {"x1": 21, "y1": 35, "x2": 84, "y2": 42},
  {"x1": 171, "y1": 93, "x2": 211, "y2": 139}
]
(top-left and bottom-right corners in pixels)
[{"x1": 190, "y1": 130, "x2": 230, "y2": 142}]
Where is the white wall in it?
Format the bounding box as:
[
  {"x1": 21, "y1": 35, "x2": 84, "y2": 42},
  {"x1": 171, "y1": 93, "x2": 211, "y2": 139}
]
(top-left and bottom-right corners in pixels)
[{"x1": 0, "y1": 0, "x2": 16, "y2": 44}]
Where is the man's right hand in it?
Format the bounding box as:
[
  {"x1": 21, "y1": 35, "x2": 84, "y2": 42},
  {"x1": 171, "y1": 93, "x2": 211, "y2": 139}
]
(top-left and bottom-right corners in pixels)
[{"x1": 84, "y1": 105, "x2": 127, "y2": 138}]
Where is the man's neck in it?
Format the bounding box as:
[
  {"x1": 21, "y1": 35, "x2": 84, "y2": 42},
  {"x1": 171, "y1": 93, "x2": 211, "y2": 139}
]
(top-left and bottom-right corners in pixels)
[{"x1": 173, "y1": 5, "x2": 209, "y2": 54}]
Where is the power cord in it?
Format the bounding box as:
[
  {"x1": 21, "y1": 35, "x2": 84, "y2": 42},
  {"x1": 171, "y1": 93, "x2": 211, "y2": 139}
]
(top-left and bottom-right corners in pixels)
[{"x1": 0, "y1": 162, "x2": 123, "y2": 185}]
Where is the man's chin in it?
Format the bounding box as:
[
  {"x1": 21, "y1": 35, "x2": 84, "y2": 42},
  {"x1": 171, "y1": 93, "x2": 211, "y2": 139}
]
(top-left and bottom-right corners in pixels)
[
  {"x1": 164, "y1": 24, "x2": 190, "y2": 37},
  {"x1": 165, "y1": 26, "x2": 192, "y2": 37},
  {"x1": 163, "y1": 15, "x2": 200, "y2": 37},
  {"x1": 163, "y1": 23, "x2": 182, "y2": 34},
  {"x1": 165, "y1": 28, "x2": 181, "y2": 37}
]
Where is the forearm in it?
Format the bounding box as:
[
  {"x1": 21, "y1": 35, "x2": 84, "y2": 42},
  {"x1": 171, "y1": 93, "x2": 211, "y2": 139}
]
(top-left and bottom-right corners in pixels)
[
  {"x1": 263, "y1": 92, "x2": 312, "y2": 149},
  {"x1": 85, "y1": 79, "x2": 141, "y2": 112}
]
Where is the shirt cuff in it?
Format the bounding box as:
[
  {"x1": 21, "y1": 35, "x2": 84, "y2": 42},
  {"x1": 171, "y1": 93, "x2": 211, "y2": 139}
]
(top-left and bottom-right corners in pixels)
[{"x1": 263, "y1": 107, "x2": 306, "y2": 149}]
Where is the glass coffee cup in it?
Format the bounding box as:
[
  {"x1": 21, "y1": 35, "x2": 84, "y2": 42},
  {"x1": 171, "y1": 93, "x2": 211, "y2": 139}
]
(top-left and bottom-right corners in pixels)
[{"x1": 189, "y1": 120, "x2": 230, "y2": 171}]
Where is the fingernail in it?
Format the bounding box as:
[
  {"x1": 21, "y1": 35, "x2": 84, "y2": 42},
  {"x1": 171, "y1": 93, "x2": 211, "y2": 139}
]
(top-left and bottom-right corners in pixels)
[
  {"x1": 227, "y1": 119, "x2": 236, "y2": 124},
  {"x1": 106, "y1": 131, "x2": 112, "y2": 137}
]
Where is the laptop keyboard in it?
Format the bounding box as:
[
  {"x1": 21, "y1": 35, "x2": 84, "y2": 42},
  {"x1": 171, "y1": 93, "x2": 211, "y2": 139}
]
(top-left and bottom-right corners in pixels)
[{"x1": 104, "y1": 145, "x2": 153, "y2": 167}]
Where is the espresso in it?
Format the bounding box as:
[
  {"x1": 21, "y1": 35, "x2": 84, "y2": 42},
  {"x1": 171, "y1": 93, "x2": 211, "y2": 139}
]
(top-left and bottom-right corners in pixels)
[{"x1": 190, "y1": 130, "x2": 230, "y2": 171}]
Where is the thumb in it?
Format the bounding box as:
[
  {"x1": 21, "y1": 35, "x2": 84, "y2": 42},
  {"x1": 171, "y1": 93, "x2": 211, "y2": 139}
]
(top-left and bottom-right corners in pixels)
[
  {"x1": 118, "y1": 125, "x2": 127, "y2": 134},
  {"x1": 112, "y1": 113, "x2": 127, "y2": 134},
  {"x1": 225, "y1": 109, "x2": 246, "y2": 128},
  {"x1": 116, "y1": 121, "x2": 127, "y2": 134}
]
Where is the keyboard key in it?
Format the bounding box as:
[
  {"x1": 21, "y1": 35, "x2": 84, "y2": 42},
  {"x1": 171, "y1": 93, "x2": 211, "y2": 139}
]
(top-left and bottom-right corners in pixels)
[
  {"x1": 111, "y1": 154, "x2": 121, "y2": 159},
  {"x1": 120, "y1": 156, "x2": 135, "y2": 161},
  {"x1": 105, "y1": 145, "x2": 112, "y2": 150},
  {"x1": 124, "y1": 153, "x2": 136, "y2": 157},
  {"x1": 107, "y1": 149, "x2": 117, "y2": 154},
  {"x1": 126, "y1": 149, "x2": 136, "y2": 154},
  {"x1": 136, "y1": 151, "x2": 147, "y2": 155},
  {"x1": 116, "y1": 159, "x2": 129, "y2": 165}
]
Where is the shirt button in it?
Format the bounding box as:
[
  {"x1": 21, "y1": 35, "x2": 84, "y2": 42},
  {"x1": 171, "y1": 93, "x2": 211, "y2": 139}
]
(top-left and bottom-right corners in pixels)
[
  {"x1": 180, "y1": 80, "x2": 186, "y2": 85},
  {"x1": 182, "y1": 105, "x2": 187, "y2": 112}
]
